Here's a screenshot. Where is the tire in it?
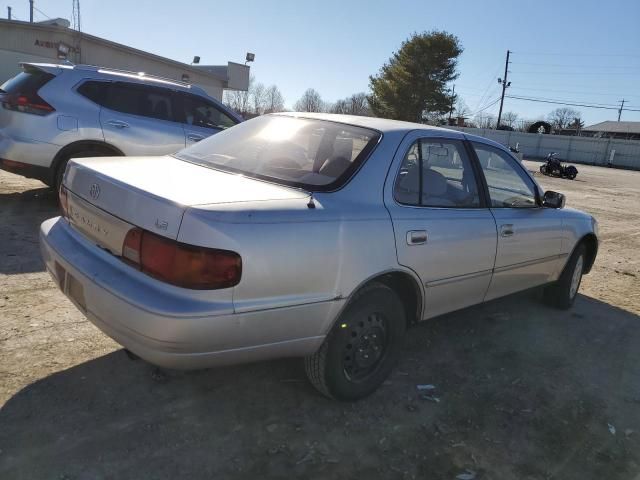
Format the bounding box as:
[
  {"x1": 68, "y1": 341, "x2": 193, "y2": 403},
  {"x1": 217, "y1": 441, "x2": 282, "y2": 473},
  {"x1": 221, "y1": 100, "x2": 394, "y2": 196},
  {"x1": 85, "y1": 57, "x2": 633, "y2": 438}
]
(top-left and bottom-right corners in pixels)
[
  {"x1": 544, "y1": 244, "x2": 586, "y2": 309},
  {"x1": 539, "y1": 165, "x2": 547, "y2": 175},
  {"x1": 54, "y1": 149, "x2": 114, "y2": 192},
  {"x1": 304, "y1": 282, "x2": 406, "y2": 401}
]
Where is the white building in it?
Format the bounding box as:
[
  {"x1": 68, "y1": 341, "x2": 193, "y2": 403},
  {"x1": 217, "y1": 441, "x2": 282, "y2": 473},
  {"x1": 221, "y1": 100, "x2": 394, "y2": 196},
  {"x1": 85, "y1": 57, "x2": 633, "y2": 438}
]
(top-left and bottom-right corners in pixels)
[{"x1": 0, "y1": 18, "x2": 249, "y2": 100}]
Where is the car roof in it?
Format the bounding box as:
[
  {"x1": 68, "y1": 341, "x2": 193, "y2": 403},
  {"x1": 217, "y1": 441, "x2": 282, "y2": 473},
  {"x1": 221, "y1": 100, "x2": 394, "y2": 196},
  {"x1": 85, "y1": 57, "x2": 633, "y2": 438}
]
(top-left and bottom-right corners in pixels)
[{"x1": 276, "y1": 112, "x2": 463, "y2": 135}]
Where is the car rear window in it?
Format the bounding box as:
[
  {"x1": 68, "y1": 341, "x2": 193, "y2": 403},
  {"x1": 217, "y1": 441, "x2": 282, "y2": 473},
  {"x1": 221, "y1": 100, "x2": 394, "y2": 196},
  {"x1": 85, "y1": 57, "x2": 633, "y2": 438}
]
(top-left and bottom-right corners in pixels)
[
  {"x1": 175, "y1": 115, "x2": 381, "y2": 191},
  {"x1": 0, "y1": 70, "x2": 54, "y2": 95}
]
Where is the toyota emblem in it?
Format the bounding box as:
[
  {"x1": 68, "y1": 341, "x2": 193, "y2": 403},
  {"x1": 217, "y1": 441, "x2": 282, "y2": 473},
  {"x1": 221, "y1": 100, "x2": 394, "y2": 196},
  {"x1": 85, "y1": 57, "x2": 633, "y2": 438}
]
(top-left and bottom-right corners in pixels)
[{"x1": 89, "y1": 183, "x2": 101, "y2": 200}]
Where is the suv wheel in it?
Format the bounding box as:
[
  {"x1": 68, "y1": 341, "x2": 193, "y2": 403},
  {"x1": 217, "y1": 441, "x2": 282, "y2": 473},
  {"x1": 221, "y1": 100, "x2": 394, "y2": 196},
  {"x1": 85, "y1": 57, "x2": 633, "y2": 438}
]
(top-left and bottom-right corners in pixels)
[
  {"x1": 54, "y1": 149, "x2": 113, "y2": 192},
  {"x1": 304, "y1": 282, "x2": 406, "y2": 401}
]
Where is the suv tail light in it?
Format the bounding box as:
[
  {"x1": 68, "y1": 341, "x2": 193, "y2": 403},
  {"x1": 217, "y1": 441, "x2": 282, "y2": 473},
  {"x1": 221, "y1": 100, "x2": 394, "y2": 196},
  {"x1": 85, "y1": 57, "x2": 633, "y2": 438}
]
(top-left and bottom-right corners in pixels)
[
  {"x1": 122, "y1": 228, "x2": 242, "y2": 290},
  {"x1": 0, "y1": 70, "x2": 55, "y2": 116},
  {"x1": 1, "y1": 92, "x2": 55, "y2": 115}
]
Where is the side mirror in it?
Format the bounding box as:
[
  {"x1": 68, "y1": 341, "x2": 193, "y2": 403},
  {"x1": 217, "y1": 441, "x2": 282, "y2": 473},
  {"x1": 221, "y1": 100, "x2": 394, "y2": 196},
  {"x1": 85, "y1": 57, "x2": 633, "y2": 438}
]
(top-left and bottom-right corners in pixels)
[{"x1": 543, "y1": 190, "x2": 566, "y2": 209}]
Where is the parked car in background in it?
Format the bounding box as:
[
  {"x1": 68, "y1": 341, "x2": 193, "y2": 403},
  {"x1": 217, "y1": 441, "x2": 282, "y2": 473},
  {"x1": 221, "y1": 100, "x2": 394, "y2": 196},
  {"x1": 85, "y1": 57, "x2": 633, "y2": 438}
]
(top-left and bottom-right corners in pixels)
[
  {"x1": 40, "y1": 113, "x2": 599, "y2": 400},
  {"x1": 0, "y1": 62, "x2": 242, "y2": 190}
]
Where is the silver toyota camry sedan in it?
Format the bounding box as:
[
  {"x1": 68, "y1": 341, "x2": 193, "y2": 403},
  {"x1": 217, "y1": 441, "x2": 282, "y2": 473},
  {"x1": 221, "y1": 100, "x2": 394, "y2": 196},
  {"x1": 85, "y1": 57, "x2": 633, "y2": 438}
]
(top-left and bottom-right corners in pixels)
[{"x1": 40, "y1": 112, "x2": 599, "y2": 400}]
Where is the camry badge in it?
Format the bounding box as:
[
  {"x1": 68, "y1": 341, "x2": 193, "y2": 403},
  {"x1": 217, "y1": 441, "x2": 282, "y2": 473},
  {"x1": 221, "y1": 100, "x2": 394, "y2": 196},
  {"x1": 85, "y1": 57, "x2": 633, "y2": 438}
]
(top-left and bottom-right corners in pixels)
[{"x1": 89, "y1": 183, "x2": 101, "y2": 200}]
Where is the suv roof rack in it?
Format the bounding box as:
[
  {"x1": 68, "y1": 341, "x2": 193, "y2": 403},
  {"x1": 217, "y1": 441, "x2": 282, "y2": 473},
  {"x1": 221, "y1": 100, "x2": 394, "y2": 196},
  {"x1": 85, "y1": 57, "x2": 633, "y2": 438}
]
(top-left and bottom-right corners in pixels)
[
  {"x1": 79, "y1": 64, "x2": 193, "y2": 88},
  {"x1": 20, "y1": 62, "x2": 193, "y2": 89}
]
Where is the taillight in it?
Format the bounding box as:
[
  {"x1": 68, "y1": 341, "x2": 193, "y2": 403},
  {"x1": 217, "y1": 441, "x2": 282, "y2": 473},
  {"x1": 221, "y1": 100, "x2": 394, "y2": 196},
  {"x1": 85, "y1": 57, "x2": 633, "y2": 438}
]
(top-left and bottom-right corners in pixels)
[
  {"x1": 59, "y1": 184, "x2": 69, "y2": 217},
  {"x1": 1, "y1": 92, "x2": 55, "y2": 115},
  {"x1": 121, "y1": 228, "x2": 242, "y2": 290}
]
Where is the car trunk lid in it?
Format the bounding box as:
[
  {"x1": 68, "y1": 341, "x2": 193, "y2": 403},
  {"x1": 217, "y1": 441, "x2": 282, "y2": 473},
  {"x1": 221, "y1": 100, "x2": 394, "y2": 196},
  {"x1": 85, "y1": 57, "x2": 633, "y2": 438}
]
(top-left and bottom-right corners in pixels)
[{"x1": 64, "y1": 155, "x2": 308, "y2": 240}]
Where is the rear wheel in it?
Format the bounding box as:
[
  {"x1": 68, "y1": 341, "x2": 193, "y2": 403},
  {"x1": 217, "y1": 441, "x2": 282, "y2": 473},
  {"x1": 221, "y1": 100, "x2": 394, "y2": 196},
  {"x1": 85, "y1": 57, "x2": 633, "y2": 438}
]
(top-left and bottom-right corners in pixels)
[
  {"x1": 544, "y1": 244, "x2": 586, "y2": 309},
  {"x1": 539, "y1": 165, "x2": 547, "y2": 175},
  {"x1": 54, "y1": 149, "x2": 116, "y2": 192},
  {"x1": 304, "y1": 282, "x2": 406, "y2": 401}
]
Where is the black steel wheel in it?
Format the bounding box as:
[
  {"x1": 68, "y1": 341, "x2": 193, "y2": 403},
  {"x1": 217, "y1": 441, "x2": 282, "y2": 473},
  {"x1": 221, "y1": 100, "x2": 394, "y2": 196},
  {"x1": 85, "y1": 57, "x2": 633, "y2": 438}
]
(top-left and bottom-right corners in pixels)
[{"x1": 305, "y1": 282, "x2": 406, "y2": 401}]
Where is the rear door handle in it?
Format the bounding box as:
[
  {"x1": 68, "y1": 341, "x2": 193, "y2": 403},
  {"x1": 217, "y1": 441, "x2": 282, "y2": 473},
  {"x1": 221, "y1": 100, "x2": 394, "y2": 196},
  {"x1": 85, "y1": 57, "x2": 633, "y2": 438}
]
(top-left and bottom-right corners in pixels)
[
  {"x1": 407, "y1": 230, "x2": 428, "y2": 245},
  {"x1": 500, "y1": 224, "x2": 515, "y2": 237},
  {"x1": 106, "y1": 120, "x2": 129, "y2": 129},
  {"x1": 187, "y1": 133, "x2": 205, "y2": 142}
]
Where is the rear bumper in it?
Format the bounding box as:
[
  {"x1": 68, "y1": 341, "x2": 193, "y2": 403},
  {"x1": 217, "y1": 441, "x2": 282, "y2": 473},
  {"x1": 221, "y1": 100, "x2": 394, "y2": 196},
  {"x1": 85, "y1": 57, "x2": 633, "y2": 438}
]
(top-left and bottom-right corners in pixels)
[
  {"x1": 0, "y1": 130, "x2": 58, "y2": 167},
  {"x1": 0, "y1": 158, "x2": 51, "y2": 183},
  {"x1": 40, "y1": 217, "x2": 343, "y2": 369},
  {"x1": 0, "y1": 130, "x2": 58, "y2": 182}
]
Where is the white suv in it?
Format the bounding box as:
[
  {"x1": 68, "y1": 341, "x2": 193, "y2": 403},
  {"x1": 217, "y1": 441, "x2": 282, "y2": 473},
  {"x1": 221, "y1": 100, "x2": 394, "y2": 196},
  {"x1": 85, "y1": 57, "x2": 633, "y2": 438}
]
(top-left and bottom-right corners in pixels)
[{"x1": 0, "y1": 62, "x2": 242, "y2": 189}]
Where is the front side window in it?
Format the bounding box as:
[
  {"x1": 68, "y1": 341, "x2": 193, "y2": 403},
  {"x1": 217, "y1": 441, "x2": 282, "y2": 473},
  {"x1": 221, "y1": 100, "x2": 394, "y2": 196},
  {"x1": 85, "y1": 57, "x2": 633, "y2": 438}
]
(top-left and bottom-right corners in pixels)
[
  {"x1": 394, "y1": 138, "x2": 480, "y2": 208},
  {"x1": 472, "y1": 143, "x2": 538, "y2": 208},
  {"x1": 175, "y1": 115, "x2": 380, "y2": 190},
  {"x1": 103, "y1": 82, "x2": 176, "y2": 122},
  {"x1": 180, "y1": 94, "x2": 237, "y2": 130}
]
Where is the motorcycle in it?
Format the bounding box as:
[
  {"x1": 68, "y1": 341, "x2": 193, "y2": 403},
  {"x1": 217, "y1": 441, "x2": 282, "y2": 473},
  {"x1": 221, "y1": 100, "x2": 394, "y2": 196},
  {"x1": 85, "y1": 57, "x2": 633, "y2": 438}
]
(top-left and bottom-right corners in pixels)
[{"x1": 539, "y1": 152, "x2": 578, "y2": 180}]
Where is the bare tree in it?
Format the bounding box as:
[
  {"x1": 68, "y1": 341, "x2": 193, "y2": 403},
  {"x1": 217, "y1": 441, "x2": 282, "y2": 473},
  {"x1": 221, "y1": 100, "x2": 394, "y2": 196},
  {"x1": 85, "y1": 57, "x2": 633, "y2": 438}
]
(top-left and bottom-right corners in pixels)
[
  {"x1": 331, "y1": 92, "x2": 371, "y2": 116},
  {"x1": 454, "y1": 99, "x2": 471, "y2": 118},
  {"x1": 264, "y1": 85, "x2": 285, "y2": 113},
  {"x1": 251, "y1": 82, "x2": 266, "y2": 115},
  {"x1": 474, "y1": 114, "x2": 496, "y2": 129},
  {"x1": 223, "y1": 75, "x2": 254, "y2": 116},
  {"x1": 331, "y1": 99, "x2": 350, "y2": 114},
  {"x1": 294, "y1": 88, "x2": 324, "y2": 112},
  {"x1": 501, "y1": 111, "x2": 518, "y2": 128},
  {"x1": 547, "y1": 107, "x2": 581, "y2": 130}
]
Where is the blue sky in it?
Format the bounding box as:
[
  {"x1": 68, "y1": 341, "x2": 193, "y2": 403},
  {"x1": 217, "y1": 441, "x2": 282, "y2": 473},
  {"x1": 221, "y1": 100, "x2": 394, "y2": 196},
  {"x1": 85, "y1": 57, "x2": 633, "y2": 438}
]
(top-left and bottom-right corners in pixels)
[{"x1": 5, "y1": 0, "x2": 640, "y2": 125}]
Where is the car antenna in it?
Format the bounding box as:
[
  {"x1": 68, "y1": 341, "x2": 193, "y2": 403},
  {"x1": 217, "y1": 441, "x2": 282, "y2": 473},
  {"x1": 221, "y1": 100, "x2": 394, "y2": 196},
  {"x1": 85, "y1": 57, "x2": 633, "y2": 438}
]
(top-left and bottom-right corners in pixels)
[{"x1": 307, "y1": 193, "x2": 316, "y2": 209}]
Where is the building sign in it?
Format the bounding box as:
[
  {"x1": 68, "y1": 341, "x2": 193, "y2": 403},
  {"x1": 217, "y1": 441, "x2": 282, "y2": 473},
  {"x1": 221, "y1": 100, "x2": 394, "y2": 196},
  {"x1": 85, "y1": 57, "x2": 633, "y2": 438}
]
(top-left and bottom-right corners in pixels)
[{"x1": 34, "y1": 39, "x2": 80, "y2": 54}]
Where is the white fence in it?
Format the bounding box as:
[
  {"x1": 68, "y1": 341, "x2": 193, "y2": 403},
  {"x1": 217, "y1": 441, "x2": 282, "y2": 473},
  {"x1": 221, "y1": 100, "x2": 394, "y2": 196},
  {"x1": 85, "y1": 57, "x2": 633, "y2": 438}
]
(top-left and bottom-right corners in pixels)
[{"x1": 449, "y1": 127, "x2": 640, "y2": 170}]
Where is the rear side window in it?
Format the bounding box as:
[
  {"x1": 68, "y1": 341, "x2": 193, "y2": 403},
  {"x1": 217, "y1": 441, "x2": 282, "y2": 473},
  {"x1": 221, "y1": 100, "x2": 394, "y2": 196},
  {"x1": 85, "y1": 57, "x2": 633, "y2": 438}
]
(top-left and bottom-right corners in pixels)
[
  {"x1": 85, "y1": 81, "x2": 179, "y2": 123},
  {"x1": 179, "y1": 93, "x2": 237, "y2": 130},
  {"x1": 77, "y1": 80, "x2": 110, "y2": 104},
  {"x1": 0, "y1": 70, "x2": 54, "y2": 95},
  {"x1": 394, "y1": 138, "x2": 481, "y2": 208}
]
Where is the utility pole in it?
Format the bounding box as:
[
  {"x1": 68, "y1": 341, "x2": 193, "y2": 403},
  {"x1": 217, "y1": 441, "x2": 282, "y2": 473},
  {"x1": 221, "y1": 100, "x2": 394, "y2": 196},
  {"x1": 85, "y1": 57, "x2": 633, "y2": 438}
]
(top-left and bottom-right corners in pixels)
[
  {"x1": 618, "y1": 99, "x2": 625, "y2": 121},
  {"x1": 496, "y1": 50, "x2": 511, "y2": 129},
  {"x1": 7, "y1": 6, "x2": 11, "y2": 19},
  {"x1": 448, "y1": 84, "x2": 456, "y2": 123},
  {"x1": 29, "y1": 0, "x2": 33, "y2": 22}
]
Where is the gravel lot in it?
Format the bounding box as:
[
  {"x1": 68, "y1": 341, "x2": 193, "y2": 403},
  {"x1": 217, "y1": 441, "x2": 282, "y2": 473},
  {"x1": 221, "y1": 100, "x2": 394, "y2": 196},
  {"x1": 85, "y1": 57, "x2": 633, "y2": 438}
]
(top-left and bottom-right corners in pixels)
[{"x1": 1, "y1": 160, "x2": 639, "y2": 479}]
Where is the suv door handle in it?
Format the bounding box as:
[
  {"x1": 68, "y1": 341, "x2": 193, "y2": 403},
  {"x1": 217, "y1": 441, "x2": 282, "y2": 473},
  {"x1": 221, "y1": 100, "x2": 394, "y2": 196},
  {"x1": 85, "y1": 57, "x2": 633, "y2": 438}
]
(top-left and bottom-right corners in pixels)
[
  {"x1": 106, "y1": 120, "x2": 129, "y2": 129},
  {"x1": 500, "y1": 224, "x2": 515, "y2": 237},
  {"x1": 407, "y1": 230, "x2": 428, "y2": 245},
  {"x1": 187, "y1": 133, "x2": 205, "y2": 142}
]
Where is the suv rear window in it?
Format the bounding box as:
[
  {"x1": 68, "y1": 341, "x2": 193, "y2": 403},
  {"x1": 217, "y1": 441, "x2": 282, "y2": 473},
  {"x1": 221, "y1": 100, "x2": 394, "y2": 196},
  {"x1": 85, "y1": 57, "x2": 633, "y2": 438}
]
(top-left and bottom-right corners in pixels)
[{"x1": 0, "y1": 70, "x2": 54, "y2": 95}]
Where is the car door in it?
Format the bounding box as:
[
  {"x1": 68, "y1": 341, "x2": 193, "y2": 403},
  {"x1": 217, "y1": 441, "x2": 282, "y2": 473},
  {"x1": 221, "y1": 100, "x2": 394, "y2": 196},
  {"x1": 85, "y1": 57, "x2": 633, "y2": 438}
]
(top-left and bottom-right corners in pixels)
[
  {"x1": 385, "y1": 131, "x2": 498, "y2": 319},
  {"x1": 177, "y1": 92, "x2": 238, "y2": 145},
  {"x1": 99, "y1": 81, "x2": 185, "y2": 156},
  {"x1": 471, "y1": 141, "x2": 563, "y2": 300}
]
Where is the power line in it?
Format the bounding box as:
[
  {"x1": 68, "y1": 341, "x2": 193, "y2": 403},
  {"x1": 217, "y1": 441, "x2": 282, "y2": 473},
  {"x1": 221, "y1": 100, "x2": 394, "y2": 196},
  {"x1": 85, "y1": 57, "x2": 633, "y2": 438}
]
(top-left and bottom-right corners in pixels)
[
  {"x1": 470, "y1": 97, "x2": 501, "y2": 116},
  {"x1": 512, "y1": 51, "x2": 640, "y2": 58},
  {"x1": 33, "y1": 6, "x2": 51, "y2": 19},
  {"x1": 510, "y1": 85, "x2": 640, "y2": 99},
  {"x1": 505, "y1": 95, "x2": 640, "y2": 112},
  {"x1": 512, "y1": 71, "x2": 640, "y2": 76},
  {"x1": 510, "y1": 62, "x2": 640, "y2": 69}
]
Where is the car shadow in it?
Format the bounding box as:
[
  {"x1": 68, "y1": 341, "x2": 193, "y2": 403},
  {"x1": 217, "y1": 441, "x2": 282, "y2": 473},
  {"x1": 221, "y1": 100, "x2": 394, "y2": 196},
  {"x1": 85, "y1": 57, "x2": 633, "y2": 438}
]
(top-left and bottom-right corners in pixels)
[
  {"x1": 0, "y1": 187, "x2": 58, "y2": 274},
  {"x1": 1, "y1": 293, "x2": 639, "y2": 479}
]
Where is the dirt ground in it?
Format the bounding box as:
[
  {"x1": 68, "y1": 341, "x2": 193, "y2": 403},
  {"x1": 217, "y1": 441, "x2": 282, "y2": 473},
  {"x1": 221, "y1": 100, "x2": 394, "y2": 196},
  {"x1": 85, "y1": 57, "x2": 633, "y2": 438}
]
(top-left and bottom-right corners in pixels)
[{"x1": 1, "y1": 160, "x2": 639, "y2": 480}]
